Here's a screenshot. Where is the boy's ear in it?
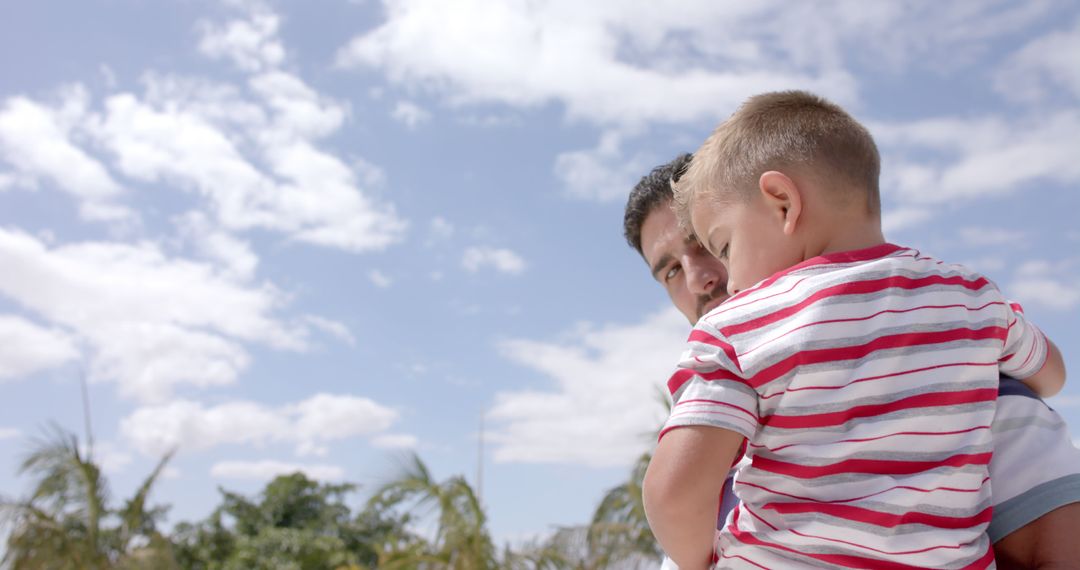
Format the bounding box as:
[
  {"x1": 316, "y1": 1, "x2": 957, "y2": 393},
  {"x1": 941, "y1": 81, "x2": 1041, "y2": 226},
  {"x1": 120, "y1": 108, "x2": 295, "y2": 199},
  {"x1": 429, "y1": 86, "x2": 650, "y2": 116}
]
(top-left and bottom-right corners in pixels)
[{"x1": 758, "y1": 171, "x2": 802, "y2": 235}]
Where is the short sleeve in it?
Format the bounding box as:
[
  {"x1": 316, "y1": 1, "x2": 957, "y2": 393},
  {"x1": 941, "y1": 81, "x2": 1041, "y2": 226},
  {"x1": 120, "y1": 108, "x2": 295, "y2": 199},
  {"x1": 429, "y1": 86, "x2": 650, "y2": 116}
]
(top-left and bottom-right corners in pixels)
[
  {"x1": 999, "y1": 301, "x2": 1049, "y2": 380},
  {"x1": 660, "y1": 322, "x2": 759, "y2": 441}
]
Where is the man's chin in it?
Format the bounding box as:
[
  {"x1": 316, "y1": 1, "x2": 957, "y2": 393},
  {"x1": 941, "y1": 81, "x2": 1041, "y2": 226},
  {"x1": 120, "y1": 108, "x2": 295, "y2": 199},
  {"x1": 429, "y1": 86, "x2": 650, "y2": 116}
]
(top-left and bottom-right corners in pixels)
[{"x1": 697, "y1": 296, "x2": 728, "y2": 320}]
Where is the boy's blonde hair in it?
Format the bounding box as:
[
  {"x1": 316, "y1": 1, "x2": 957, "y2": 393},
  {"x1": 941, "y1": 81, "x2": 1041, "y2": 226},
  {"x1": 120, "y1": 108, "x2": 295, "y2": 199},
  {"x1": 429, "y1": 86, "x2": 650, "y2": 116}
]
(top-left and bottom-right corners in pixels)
[{"x1": 674, "y1": 90, "x2": 881, "y2": 231}]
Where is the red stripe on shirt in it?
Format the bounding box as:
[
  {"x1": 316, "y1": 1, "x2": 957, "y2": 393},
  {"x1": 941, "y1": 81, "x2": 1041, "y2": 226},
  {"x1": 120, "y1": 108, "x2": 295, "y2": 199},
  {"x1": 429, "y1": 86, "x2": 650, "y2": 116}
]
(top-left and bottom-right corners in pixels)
[
  {"x1": 721, "y1": 274, "x2": 993, "y2": 338},
  {"x1": 688, "y1": 329, "x2": 740, "y2": 369},
  {"x1": 750, "y1": 243, "x2": 908, "y2": 294},
  {"x1": 749, "y1": 425, "x2": 992, "y2": 452},
  {"x1": 736, "y1": 476, "x2": 989, "y2": 505},
  {"x1": 739, "y1": 301, "x2": 1006, "y2": 359},
  {"x1": 731, "y1": 508, "x2": 995, "y2": 569},
  {"x1": 741, "y1": 504, "x2": 975, "y2": 557},
  {"x1": 751, "y1": 451, "x2": 993, "y2": 479},
  {"x1": 759, "y1": 361, "x2": 997, "y2": 400},
  {"x1": 730, "y1": 525, "x2": 943, "y2": 570},
  {"x1": 675, "y1": 398, "x2": 758, "y2": 420},
  {"x1": 667, "y1": 368, "x2": 692, "y2": 394},
  {"x1": 747, "y1": 328, "x2": 1006, "y2": 390},
  {"x1": 761, "y1": 502, "x2": 993, "y2": 530},
  {"x1": 762, "y1": 388, "x2": 997, "y2": 429}
]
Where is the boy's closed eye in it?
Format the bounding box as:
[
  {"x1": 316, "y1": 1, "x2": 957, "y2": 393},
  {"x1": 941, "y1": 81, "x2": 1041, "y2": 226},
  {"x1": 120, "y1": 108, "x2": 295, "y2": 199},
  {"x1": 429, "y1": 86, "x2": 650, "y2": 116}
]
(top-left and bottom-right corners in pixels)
[{"x1": 707, "y1": 237, "x2": 729, "y2": 261}]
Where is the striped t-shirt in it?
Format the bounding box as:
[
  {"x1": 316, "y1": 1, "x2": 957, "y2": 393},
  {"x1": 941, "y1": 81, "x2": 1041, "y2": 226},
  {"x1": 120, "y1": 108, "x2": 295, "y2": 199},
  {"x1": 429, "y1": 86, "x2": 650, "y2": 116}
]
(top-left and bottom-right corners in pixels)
[{"x1": 662, "y1": 243, "x2": 1048, "y2": 569}]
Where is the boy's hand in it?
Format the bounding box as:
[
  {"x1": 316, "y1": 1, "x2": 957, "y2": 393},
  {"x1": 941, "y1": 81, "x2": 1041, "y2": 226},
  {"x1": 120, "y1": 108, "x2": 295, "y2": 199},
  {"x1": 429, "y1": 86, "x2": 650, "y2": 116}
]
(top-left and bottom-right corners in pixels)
[{"x1": 643, "y1": 425, "x2": 743, "y2": 570}]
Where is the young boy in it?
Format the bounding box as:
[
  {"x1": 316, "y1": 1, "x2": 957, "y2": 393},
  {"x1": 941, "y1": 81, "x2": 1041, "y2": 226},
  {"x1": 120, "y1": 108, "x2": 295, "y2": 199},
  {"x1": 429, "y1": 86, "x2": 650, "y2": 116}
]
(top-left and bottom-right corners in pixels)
[{"x1": 641, "y1": 91, "x2": 1066, "y2": 569}]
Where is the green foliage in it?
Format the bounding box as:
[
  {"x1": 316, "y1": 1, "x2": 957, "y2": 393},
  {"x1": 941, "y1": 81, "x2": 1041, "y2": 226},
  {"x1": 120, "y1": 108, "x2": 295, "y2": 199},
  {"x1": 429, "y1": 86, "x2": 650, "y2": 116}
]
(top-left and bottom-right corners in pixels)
[
  {"x1": 3, "y1": 427, "x2": 662, "y2": 570},
  {"x1": 172, "y1": 471, "x2": 423, "y2": 570},
  {"x1": 587, "y1": 452, "x2": 660, "y2": 563},
  {"x1": 0, "y1": 425, "x2": 177, "y2": 570},
  {"x1": 364, "y1": 453, "x2": 497, "y2": 569},
  {"x1": 507, "y1": 453, "x2": 661, "y2": 570}
]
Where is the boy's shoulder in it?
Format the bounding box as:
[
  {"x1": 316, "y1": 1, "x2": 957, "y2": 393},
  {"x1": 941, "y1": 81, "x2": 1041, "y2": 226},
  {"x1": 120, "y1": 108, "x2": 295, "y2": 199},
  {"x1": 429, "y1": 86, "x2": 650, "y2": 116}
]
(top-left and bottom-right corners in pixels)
[{"x1": 700, "y1": 243, "x2": 997, "y2": 334}]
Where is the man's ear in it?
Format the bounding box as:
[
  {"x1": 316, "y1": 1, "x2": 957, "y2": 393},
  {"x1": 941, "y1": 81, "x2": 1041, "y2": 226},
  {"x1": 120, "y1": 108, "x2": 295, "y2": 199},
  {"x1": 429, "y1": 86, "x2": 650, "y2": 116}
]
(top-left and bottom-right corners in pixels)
[{"x1": 758, "y1": 171, "x2": 802, "y2": 235}]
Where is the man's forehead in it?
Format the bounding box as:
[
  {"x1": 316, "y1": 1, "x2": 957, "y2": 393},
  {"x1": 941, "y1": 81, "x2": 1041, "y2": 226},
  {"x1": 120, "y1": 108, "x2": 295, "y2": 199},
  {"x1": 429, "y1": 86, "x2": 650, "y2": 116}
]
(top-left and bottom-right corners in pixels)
[
  {"x1": 641, "y1": 206, "x2": 679, "y2": 253},
  {"x1": 643, "y1": 206, "x2": 698, "y2": 270}
]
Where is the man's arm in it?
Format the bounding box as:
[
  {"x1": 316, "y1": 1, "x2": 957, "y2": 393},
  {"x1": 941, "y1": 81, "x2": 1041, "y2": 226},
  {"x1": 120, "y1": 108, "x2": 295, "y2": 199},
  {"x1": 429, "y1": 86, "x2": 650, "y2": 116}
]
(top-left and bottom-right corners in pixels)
[
  {"x1": 995, "y1": 502, "x2": 1080, "y2": 569},
  {"x1": 643, "y1": 425, "x2": 744, "y2": 570},
  {"x1": 1021, "y1": 338, "x2": 1065, "y2": 398}
]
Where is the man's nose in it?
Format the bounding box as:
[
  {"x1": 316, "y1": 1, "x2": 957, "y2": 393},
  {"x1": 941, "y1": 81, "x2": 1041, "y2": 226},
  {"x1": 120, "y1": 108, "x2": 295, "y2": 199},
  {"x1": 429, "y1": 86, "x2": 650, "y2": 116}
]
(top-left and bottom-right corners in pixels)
[{"x1": 685, "y1": 258, "x2": 719, "y2": 295}]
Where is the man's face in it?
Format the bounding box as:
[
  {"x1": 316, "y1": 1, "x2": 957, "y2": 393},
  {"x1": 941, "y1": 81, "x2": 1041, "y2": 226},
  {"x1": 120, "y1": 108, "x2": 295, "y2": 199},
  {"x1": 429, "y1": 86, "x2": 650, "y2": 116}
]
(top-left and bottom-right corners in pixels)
[{"x1": 640, "y1": 202, "x2": 729, "y2": 324}]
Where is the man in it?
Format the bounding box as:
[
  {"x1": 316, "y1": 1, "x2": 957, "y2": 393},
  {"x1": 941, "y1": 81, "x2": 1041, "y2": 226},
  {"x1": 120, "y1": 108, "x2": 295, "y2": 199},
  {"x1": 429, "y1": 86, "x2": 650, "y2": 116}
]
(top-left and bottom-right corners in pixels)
[{"x1": 624, "y1": 153, "x2": 1080, "y2": 568}]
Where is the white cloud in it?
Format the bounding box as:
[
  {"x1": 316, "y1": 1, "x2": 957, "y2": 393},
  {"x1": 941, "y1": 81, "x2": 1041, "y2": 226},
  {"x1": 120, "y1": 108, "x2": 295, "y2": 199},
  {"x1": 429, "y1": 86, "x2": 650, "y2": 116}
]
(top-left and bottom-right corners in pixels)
[
  {"x1": 121, "y1": 393, "x2": 399, "y2": 456},
  {"x1": 1011, "y1": 278, "x2": 1080, "y2": 311},
  {"x1": 957, "y1": 256, "x2": 1007, "y2": 274},
  {"x1": 1010, "y1": 259, "x2": 1080, "y2": 310},
  {"x1": 248, "y1": 70, "x2": 347, "y2": 139},
  {"x1": 0, "y1": 428, "x2": 20, "y2": 440},
  {"x1": 554, "y1": 130, "x2": 654, "y2": 202},
  {"x1": 336, "y1": 1, "x2": 1054, "y2": 128},
  {"x1": 0, "y1": 90, "x2": 132, "y2": 222},
  {"x1": 957, "y1": 227, "x2": 1026, "y2": 247},
  {"x1": 0, "y1": 5, "x2": 406, "y2": 255},
  {"x1": 488, "y1": 307, "x2": 687, "y2": 467},
  {"x1": 197, "y1": 11, "x2": 286, "y2": 73},
  {"x1": 0, "y1": 315, "x2": 79, "y2": 381},
  {"x1": 1016, "y1": 260, "x2": 1055, "y2": 277},
  {"x1": 881, "y1": 207, "x2": 935, "y2": 235},
  {"x1": 82, "y1": 441, "x2": 134, "y2": 475},
  {"x1": 391, "y1": 100, "x2": 431, "y2": 128},
  {"x1": 428, "y1": 217, "x2": 455, "y2": 242},
  {"x1": 99, "y1": 64, "x2": 118, "y2": 89},
  {"x1": 336, "y1": 0, "x2": 860, "y2": 128},
  {"x1": 372, "y1": 433, "x2": 419, "y2": 449},
  {"x1": 175, "y1": 211, "x2": 259, "y2": 281},
  {"x1": 302, "y1": 315, "x2": 356, "y2": 345},
  {"x1": 86, "y1": 72, "x2": 406, "y2": 253},
  {"x1": 0, "y1": 227, "x2": 305, "y2": 402},
  {"x1": 369, "y1": 269, "x2": 393, "y2": 288},
  {"x1": 462, "y1": 246, "x2": 526, "y2": 275},
  {"x1": 211, "y1": 460, "x2": 345, "y2": 482},
  {"x1": 995, "y1": 18, "x2": 1080, "y2": 103},
  {"x1": 874, "y1": 111, "x2": 1080, "y2": 204}
]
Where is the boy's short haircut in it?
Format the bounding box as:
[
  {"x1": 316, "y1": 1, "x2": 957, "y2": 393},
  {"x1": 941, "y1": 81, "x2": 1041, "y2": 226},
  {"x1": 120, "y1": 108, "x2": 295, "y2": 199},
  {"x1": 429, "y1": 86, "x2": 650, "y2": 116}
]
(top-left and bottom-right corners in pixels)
[{"x1": 673, "y1": 90, "x2": 881, "y2": 230}]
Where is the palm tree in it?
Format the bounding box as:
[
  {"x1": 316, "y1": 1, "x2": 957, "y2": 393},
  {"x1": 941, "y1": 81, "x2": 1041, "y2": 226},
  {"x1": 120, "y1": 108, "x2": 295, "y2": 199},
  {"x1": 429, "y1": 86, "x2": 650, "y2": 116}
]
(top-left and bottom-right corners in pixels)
[
  {"x1": 365, "y1": 453, "x2": 496, "y2": 569},
  {"x1": 0, "y1": 425, "x2": 177, "y2": 570},
  {"x1": 506, "y1": 452, "x2": 659, "y2": 570},
  {"x1": 585, "y1": 452, "x2": 661, "y2": 567},
  {"x1": 508, "y1": 388, "x2": 666, "y2": 570}
]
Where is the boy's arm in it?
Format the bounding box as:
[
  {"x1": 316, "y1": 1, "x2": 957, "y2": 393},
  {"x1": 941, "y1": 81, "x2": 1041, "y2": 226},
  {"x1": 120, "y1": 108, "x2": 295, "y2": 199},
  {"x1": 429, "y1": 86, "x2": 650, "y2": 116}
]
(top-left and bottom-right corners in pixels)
[
  {"x1": 643, "y1": 425, "x2": 744, "y2": 570},
  {"x1": 1020, "y1": 337, "x2": 1065, "y2": 398},
  {"x1": 999, "y1": 299, "x2": 1064, "y2": 398}
]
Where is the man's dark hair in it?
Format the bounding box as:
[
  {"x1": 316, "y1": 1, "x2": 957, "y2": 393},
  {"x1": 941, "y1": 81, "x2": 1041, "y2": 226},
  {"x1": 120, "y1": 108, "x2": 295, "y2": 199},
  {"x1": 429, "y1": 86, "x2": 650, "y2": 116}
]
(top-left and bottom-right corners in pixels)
[{"x1": 623, "y1": 153, "x2": 692, "y2": 256}]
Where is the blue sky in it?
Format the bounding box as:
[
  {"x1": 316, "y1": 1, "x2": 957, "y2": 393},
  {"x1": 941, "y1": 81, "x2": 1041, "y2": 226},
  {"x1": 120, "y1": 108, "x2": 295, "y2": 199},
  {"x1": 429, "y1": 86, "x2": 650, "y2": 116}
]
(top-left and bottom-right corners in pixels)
[{"x1": 1, "y1": 0, "x2": 1079, "y2": 546}]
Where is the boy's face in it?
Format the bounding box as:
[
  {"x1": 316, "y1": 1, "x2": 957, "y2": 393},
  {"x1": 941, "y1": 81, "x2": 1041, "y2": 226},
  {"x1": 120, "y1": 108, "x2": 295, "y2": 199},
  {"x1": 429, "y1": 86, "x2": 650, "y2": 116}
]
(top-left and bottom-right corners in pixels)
[{"x1": 689, "y1": 191, "x2": 804, "y2": 297}]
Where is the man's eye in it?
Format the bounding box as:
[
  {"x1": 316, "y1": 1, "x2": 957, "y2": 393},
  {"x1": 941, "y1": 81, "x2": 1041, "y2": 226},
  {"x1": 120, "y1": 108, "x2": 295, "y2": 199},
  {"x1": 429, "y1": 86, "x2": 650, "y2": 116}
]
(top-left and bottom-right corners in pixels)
[
  {"x1": 718, "y1": 244, "x2": 729, "y2": 259},
  {"x1": 664, "y1": 265, "x2": 681, "y2": 281}
]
